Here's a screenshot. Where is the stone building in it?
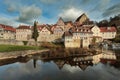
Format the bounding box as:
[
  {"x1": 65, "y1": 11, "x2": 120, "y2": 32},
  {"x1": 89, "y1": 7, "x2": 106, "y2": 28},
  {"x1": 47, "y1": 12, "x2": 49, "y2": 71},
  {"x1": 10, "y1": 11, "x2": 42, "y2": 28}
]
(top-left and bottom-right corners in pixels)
[
  {"x1": 0, "y1": 24, "x2": 16, "y2": 40},
  {"x1": 16, "y1": 25, "x2": 32, "y2": 41}
]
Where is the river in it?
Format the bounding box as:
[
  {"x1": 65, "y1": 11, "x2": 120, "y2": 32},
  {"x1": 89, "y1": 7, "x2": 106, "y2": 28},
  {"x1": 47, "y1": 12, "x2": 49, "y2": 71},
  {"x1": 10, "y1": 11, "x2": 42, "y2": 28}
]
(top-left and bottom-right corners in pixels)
[{"x1": 0, "y1": 53, "x2": 120, "y2": 80}]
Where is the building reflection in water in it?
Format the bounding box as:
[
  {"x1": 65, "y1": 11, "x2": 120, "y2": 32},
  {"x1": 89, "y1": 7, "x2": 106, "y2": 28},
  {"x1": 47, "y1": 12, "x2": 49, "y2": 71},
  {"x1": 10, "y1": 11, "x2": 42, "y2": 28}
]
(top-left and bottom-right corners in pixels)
[
  {"x1": 0, "y1": 56, "x2": 30, "y2": 66},
  {"x1": 0, "y1": 51, "x2": 120, "y2": 71},
  {"x1": 39, "y1": 52, "x2": 119, "y2": 71}
]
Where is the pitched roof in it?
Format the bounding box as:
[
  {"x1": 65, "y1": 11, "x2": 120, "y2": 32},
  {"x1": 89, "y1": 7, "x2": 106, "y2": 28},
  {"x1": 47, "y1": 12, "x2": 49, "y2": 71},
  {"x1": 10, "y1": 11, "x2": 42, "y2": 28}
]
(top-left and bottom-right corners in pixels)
[
  {"x1": 0, "y1": 24, "x2": 16, "y2": 32},
  {"x1": 17, "y1": 25, "x2": 31, "y2": 29},
  {"x1": 38, "y1": 25, "x2": 53, "y2": 33},
  {"x1": 75, "y1": 13, "x2": 88, "y2": 22},
  {"x1": 37, "y1": 24, "x2": 46, "y2": 30},
  {"x1": 100, "y1": 27, "x2": 117, "y2": 32},
  {"x1": 56, "y1": 17, "x2": 65, "y2": 26}
]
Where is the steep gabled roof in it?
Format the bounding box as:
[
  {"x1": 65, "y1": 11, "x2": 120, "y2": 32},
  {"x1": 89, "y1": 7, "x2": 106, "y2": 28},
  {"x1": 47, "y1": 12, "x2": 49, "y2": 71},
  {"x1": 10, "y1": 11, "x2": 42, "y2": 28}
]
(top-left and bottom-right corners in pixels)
[
  {"x1": 39, "y1": 25, "x2": 53, "y2": 34},
  {"x1": 56, "y1": 17, "x2": 65, "y2": 26},
  {"x1": 75, "y1": 13, "x2": 88, "y2": 22}
]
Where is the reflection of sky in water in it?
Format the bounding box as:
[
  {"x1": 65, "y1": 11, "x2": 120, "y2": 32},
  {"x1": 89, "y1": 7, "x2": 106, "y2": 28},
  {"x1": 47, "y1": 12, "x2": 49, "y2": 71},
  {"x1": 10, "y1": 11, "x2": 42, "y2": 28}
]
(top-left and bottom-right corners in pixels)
[{"x1": 0, "y1": 60, "x2": 120, "y2": 80}]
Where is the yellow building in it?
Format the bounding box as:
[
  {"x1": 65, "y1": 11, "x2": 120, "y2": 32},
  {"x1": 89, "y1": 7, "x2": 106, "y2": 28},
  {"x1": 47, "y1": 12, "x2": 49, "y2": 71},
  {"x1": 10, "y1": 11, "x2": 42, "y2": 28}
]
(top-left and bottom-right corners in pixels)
[
  {"x1": 100, "y1": 27, "x2": 117, "y2": 39},
  {"x1": 16, "y1": 25, "x2": 32, "y2": 41},
  {"x1": 37, "y1": 25, "x2": 53, "y2": 42},
  {"x1": 65, "y1": 25, "x2": 93, "y2": 48},
  {"x1": 0, "y1": 24, "x2": 16, "y2": 40}
]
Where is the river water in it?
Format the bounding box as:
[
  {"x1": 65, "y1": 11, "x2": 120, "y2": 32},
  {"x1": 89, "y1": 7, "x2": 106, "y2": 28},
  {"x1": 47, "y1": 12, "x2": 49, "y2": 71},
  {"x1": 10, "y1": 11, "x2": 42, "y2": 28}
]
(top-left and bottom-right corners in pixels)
[{"x1": 0, "y1": 54, "x2": 120, "y2": 80}]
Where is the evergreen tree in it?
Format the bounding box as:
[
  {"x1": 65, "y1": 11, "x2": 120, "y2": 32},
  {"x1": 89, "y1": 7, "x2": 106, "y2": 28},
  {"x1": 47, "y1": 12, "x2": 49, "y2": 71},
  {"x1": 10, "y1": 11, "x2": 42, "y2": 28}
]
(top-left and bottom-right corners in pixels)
[
  {"x1": 32, "y1": 21, "x2": 39, "y2": 41},
  {"x1": 92, "y1": 37, "x2": 96, "y2": 44}
]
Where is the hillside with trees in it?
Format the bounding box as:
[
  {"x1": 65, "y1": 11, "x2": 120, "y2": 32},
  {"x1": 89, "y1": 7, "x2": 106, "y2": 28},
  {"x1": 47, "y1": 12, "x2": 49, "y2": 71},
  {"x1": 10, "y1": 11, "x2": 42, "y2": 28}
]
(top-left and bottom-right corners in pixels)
[{"x1": 97, "y1": 14, "x2": 120, "y2": 27}]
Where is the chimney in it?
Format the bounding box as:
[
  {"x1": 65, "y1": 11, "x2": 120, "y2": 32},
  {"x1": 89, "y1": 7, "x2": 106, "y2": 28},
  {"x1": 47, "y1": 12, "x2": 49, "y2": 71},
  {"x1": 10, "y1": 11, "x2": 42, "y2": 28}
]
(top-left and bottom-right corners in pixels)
[{"x1": 107, "y1": 27, "x2": 111, "y2": 30}]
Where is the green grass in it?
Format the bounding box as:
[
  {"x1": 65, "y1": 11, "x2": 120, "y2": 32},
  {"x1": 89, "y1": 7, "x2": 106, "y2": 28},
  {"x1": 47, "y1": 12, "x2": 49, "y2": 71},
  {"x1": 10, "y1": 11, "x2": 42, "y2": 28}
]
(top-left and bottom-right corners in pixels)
[{"x1": 0, "y1": 45, "x2": 43, "y2": 52}]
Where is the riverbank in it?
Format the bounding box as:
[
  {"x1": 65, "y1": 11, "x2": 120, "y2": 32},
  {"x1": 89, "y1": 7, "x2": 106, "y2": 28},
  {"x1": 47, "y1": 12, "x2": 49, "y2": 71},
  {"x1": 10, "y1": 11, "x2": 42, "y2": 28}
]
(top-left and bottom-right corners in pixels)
[
  {"x1": 0, "y1": 49, "x2": 49, "y2": 60},
  {"x1": 0, "y1": 43, "x2": 103, "y2": 61}
]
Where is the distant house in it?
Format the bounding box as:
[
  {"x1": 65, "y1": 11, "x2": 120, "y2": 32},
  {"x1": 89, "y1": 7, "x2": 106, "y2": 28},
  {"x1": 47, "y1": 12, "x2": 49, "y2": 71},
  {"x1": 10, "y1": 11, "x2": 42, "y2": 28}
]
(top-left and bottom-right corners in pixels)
[
  {"x1": 56, "y1": 17, "x2": 65, "y2": 30},
  {"x1": 64, "y1": 25, "x2": 93, "y2": 48},
  {"x1": 55, "y1": 17, "x2": 65, "y2": 35},
  {"x1": 91, "y1": 25, "x2": 103, "y2": 43},
  {"x1": 64, "y1": 31, "x2": 80, "y2": 48},
  {"x1": 100, "y1": 26, "x2": 117, "y2": 39},
  {"x1": 16, "y1": 25, "x2": 32, "y2": 41},
  {"x1": 37, "y1": 25, "x2": 53, "y2": 42},
  {"x1": 53, "y1": 26, "x2": 64, "y2": 36},
  {"x1": 0, "y1": 24, "x2": 16, "y2": 40}
]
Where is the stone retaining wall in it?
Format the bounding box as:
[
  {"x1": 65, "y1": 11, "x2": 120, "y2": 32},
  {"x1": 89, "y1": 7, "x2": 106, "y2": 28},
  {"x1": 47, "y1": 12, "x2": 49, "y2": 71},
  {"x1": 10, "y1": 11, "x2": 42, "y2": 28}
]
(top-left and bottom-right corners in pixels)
[{"x1": 0, "y1": 39, "x2": 24, "y2": 45}]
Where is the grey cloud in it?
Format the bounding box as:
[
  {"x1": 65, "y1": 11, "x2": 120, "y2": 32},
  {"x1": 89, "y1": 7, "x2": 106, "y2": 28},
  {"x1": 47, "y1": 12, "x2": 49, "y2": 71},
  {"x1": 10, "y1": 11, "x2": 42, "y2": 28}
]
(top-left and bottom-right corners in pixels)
[
  {"x1": 7, "y1": 4, "x2": 17, "y2": 12},
  {"x1": 58, "y1": 7, "x2": 83, "y2": 21},
  {"x1": 4, "y1": 0, "x2": 21, "y2": 12},
  {"x1": 91, "y1": 0, "x2": 111, "y2": 12},
  {"x1": 4, "y1": 0, "x2": 42, "y2": 25},
  {"x1": 40, "y1": 0, "x2": 57, "y2": 4},
  {"x1": 102, "y1": 3, "x2": 120, "y2": 17},
  {"x1": 16, "y1": 5, "x2": 41, "y2": 24},
  {"x1": 0, "y1": 16, "x2": 18, "y2": 27}
]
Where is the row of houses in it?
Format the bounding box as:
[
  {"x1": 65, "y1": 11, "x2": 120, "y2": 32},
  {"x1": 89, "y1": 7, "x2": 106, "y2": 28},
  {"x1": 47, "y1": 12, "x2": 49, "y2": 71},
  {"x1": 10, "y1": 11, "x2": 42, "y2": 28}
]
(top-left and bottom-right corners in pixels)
[
  {"x1": 65, "y1": 25, "x2": 116, "y2": 48},
  {"x1": 0, "y1": 13, "x2": 117, "y2": 48}
]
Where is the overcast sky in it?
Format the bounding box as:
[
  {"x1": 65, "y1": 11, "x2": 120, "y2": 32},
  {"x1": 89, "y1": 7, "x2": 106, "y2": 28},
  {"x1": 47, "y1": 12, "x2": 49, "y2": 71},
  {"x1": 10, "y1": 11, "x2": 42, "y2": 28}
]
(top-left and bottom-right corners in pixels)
[{"x1": 0, "y1": 0, "x2": 120, "y2": 27}]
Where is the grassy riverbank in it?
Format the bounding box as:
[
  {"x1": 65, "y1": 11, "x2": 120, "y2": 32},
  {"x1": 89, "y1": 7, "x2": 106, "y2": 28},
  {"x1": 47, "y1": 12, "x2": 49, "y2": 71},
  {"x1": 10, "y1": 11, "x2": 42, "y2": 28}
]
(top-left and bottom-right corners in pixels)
[{"x1": 0, "y1": 45, "x2": 43, "y2": 52}]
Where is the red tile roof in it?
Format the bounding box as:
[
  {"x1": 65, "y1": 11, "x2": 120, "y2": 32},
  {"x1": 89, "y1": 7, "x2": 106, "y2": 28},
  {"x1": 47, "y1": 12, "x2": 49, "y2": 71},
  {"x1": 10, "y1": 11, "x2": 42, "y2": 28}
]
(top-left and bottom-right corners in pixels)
[
  {"x1": 17, "y1": 25, "x2": 31, "y2": 29},
  {"x1": 100, "y1": 27, "x2": 117, "y2": 32},
  {"x1": 0, "y1": 24, "x2": 16, "y2": 32}
]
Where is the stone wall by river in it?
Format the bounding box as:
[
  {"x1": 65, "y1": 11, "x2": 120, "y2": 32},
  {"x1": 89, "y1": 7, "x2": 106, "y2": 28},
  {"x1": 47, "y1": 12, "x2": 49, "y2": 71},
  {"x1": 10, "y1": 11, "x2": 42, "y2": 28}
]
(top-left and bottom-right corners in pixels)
[{"x1": 0, "y1": 39, "x2": 24, "y2": 45}]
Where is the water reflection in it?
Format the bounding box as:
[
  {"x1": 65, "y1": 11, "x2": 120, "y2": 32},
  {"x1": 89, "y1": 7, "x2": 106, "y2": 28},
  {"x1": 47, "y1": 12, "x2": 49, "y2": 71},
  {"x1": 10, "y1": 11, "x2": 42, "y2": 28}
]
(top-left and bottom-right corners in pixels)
[{"x1": 0, "y1": 53, "x2": 120, "y2": 80}]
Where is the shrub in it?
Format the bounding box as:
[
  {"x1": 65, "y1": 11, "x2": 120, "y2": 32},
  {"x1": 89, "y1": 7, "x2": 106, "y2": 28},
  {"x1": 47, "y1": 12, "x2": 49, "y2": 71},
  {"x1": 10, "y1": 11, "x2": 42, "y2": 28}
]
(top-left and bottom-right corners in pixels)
[{"x1": 22, "y1": 41, "x2": 28, "y2": 45}]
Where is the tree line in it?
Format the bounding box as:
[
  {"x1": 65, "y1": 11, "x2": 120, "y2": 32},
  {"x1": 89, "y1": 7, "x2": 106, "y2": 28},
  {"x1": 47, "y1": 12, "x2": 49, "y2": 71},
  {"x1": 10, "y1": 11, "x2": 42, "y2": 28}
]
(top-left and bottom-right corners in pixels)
[{"x1": 97, "y1": 14, "x2": 120, "y2": 27}]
